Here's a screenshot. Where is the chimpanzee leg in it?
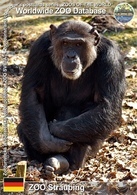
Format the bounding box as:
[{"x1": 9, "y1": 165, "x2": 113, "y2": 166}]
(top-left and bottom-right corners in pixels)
[
  {"x1": 45, "y1": 105, "x2": 104, "y2": 175},
  {"x1": 66, "y1": 144, "x2": 88, "y2": 170},
  {"x1": 44, "y1": 107, "x2": 82, "y2": 175},
  {"x1": 67, "y1": 139, "x2": 104, "y2": 170},
  {"x1": 44, "y1": 145, "x2": 88, "y2": 176}
]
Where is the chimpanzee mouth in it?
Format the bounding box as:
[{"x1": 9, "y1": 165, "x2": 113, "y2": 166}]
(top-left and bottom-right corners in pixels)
[
  {"x1": 62, "y1": 68, "x2": 82, "y2": 80},
  {"x1": 61, "y1": 61, "x2": 82, "y2": 80}
]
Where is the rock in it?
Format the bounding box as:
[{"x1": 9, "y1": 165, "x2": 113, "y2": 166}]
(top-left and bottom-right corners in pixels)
[{"x1": 89, "y1": 15, "x2": 125, "y2": 33}]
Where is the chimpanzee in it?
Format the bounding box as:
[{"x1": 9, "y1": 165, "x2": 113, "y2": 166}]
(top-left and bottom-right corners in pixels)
[{"x1": 17, "y1": 20, "x2": 125, "y2": 176}]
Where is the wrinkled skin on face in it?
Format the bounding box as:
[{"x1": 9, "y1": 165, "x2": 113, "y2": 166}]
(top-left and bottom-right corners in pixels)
[{"x1": 49, "y1": 20, "x2": 100, "y2": 80}]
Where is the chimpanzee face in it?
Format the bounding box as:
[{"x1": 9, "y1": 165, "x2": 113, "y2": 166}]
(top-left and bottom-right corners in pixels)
[
  {"x1": 50, "y1": 21, "x2": 100, "y2": 80},
  {"x1": 60, "y1": 36, "x2": 85, "y2": 80}
]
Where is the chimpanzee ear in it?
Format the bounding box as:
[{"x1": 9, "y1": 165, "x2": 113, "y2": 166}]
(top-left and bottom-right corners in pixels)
[
  {"x1": 89, "y1": 28, "x2": 100, "y2": 46},
  {"x1": 50, "y1": 24, "x2": 57, "y2": 40}
]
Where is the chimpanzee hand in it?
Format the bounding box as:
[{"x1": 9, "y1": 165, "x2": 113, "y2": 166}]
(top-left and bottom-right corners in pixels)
[
  {"x1": 39, "y1": 122, "x2": 72, "y2": 153},
  {"x1": 49, "y1": 120, "x2": 65, "y2": 139},
  {"x1": 49, "y1": 135, "x2": 72, "y2": 153},
  {"x1": 40, "y1": 135, "x2": 72, "y2": 153}
]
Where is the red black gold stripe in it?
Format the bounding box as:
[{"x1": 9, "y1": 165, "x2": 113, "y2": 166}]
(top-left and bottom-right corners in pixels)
[{"x1": 3, "y1": 178, "x2": 24, "y2": 192}]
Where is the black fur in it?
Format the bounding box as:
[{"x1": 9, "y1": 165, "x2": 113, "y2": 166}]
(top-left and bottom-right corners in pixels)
[{"x1": 17, "y1": 20, "x2": 125, "y2": 171}]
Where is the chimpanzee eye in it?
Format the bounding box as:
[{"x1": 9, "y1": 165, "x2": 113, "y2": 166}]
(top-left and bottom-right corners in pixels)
[
  {"x1": 63, "y1": 41, "x2": 68, "y2": 46},
  {"x1": 76, "y1": 43, "x2": 82, "y2": 47}
]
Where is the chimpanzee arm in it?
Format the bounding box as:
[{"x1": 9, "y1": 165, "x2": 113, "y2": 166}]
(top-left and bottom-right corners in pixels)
[
  {"x1": 18, "y1": 35, "x2": 72, "y2": 154},
  {"x1": 49, "y1": 42, "x2": 125, "y2": 144},
  {"x1": 19, "y1": 88, "x2": 72, "y2": 153}
]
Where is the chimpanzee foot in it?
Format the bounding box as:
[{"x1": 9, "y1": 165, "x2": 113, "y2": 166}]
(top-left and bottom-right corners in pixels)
[
  {"x1": 44, "y1": 155, "x2": 69, "y2": 177},
  {"x1": 44, "y1": 165, "x2": 55, "y2": 177}
]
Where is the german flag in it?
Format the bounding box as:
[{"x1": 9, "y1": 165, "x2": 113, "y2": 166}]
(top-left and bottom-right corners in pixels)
[{"x1": 3, "y1": 178, "x2": 24, "y2": 192}]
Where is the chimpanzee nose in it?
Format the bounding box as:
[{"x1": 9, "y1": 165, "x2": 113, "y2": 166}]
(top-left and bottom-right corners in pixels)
[{"x1": 67, "y1": 50, "x2": 76, "y2": 59}]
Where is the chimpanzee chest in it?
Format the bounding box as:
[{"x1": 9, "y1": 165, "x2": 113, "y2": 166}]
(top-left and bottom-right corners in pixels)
[{"x1": 49, "y1": 74, "x2": 94, "y2": 107}]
